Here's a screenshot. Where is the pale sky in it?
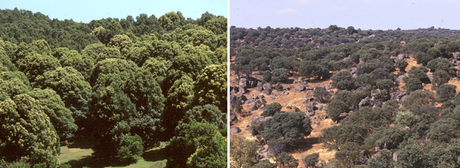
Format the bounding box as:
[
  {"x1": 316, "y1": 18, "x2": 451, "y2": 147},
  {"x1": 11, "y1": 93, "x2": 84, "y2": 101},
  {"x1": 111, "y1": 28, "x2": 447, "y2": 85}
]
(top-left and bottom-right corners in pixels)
[
  {"x1": 2, "y1": 0, "x2": 227, "y2": 23},
  {"x1": 230, "y1": 0, "x2": 460, "y2": 30}
]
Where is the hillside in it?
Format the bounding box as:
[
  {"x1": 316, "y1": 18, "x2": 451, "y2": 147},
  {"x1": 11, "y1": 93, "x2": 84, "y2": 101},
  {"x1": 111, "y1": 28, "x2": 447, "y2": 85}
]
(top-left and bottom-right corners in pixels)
[{"x1": 230, "y1": 26, "x2": 460, "y2": 168}]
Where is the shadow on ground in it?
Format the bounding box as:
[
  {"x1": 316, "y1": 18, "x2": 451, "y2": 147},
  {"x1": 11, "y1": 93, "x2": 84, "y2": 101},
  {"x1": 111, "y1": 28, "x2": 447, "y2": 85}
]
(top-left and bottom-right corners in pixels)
[{"x1": 142, "y1": 147, "x2": 168, "y2": 162}]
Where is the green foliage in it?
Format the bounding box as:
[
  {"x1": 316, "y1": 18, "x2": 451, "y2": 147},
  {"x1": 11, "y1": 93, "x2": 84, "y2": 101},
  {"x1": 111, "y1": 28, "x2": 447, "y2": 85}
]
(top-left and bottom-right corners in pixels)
[
  {"x1": 321, "y1": 125, "x2": 368, "y2": 150},
  {"x1": 367, "y1": 149, "x2": 394, "y2": 168},
  {"x1": 0, "y1": 94, "x2": 59, "y2": 167},
  {"x1": 35, "y1": 66, "x2": 91, "y2": 128},
  {"x1": 275, "y1": 152, "x2": 299, "y2": 168},
  {"x1": 230, "y1": 135, "x2": 258, "y2": 168},
  {"x1": 162, "y1": 75, "x2": 194, "y2": 137},
  {"x1": 314, "y1": 87, "x2": 331, "y2": 103},
  {"x1": 326, "y1": 99, "x2": 349, "y2": 121},
  {"x1": 192, "y1": 63, "x2": 227, "y2": 113},
  {"x1": 159, "y1": 11, "x2": 185, "y2": 31},
  {"x1": 262, "y1": 112, "x2": 312, "y2": 149},
  {"x1": 436, "y1": 84, "x2": 456, "y2": 102},
  {"x1": 331, "y1": 69, "x2": 353, "y2": 90},
  {"x1": 89, "y1": 82, "x2": 141, "y2": 161},
  {"x1": 183, "y1": 122, "x2": 226, "y2": 168},
  {"x1": 395, "y1": 59, "x2": 408, "y2": 72},
  {"x1": 303, "y1": 153, "x2": 319, "y2": 168},
  {"x1": 261, "y1": 102, "x2": 282, "y2": 117},
  {"x1": 427, "y1": 118, "x2": 460, "y2": 143},
  {"x1": 175, "y1": 104, "x2": 226, "y2": 134},
  {"x1": 16, "y1": 53, "x2": 60, "y2": 83},
  {"x1": 27, "y1": 88, "x2": 77, "y2": 140},
  {"x1": 272, "y1": 68, "x2": 290, "y2": 83},
  {"x1": 405, "y1": 77, "x2": 423, "y2": 94}
]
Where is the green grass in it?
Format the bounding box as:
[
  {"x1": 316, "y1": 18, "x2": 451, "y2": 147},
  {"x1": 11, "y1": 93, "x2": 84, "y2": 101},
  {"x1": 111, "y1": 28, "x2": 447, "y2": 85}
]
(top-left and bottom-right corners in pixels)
[{"x1": 59, "y1": 138, "x2": 167, "y2": 168}]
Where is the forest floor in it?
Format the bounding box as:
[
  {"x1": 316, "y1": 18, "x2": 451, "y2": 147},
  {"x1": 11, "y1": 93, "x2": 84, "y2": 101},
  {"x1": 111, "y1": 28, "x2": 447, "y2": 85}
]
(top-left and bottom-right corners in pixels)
[{"x1": 59, "y1": 137, "x2": 167, "y2": 168}]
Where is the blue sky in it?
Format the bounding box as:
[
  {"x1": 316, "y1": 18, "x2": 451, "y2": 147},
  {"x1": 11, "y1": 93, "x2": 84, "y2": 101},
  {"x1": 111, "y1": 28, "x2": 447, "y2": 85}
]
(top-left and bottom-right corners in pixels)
[
  {"x1": 231, "y1": 0, "x2": 460, "y2": 30},
  {"x1": 2, "y1": 0, "x2": 227, "y2": 23}
]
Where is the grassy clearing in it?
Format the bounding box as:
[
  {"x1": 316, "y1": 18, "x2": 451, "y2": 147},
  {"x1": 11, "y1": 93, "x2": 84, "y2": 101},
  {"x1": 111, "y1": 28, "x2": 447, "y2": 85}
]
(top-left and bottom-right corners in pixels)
[{"x1": 59, "y1": 138, "x2": 168, "y2": 168}]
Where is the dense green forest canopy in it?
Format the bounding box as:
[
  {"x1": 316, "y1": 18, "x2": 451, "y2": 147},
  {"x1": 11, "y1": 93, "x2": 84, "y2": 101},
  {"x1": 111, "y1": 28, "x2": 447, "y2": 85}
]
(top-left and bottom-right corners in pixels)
[
  {"x1": 0, "y1": 8, "x2": 227, "y2": 168},
  {"x1": 230, "y1": 25, "x2": 460, "y2": 168}
]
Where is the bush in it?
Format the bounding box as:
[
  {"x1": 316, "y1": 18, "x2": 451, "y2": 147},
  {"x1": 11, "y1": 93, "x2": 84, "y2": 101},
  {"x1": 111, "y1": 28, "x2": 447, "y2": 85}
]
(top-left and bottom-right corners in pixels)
[
  {"x1": 326, "y1": 99, "x2": 349, "y2": 121},
  {"x1": 261, "y1": 102, "x2": 282, "y2": 117},
  {"x1": 304, "y1": 153, "x2": 319, "y2": 168}
]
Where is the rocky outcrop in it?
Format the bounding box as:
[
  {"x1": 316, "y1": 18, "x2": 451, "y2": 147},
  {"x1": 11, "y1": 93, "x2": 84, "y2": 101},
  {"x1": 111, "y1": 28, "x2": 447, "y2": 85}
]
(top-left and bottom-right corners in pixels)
[
  {"x1": 230, "y1": 126, "x2": 241, "y2": 134},
  {"x1": 295, "y1": 82, "x2": 308, "y2": 92},
  {"x1": 262, "y1": 83, "x2": 272, "y2": 95},
  {"x1": 390, "y1": 91, "x2": 406, "y2": 101}
]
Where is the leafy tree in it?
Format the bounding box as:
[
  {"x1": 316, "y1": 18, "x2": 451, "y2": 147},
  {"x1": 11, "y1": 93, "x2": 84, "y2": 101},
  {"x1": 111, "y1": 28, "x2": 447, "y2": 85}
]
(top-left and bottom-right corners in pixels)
[
  {"x1": 427, "y1": 118, "x2": 460, "y2": 143},
  {"x1": 58, "y1": 49, "x2": 95, "y2": 80},
  {"x1": 272, "y1": 68, "x2": 290, "y2": 83},
  {"x1": 276, "y1": 152, "x2": 299, "y2": 168},
  {"x1": 299, "y1": 61, "x2": 327, "y2": 80},
  {"x1": 192, "y1": 64, "x2": 227, "y2": 113},
  {"x1": 395, "y1": 59, "x2": 408, "y2": 72},
  {"x1": 159, "y1": 11, "x2": 185, "y2": 31},
  {"x1": 367, "y1": 149, "x2": 394, "y2": 168},
  {"x1": 331, "y1": 69, "x2": 353, "y2": 90},
  {"x1": 321, "y1": 125, "x2": 368, "y2": 150},
  {"x1": 27, "y1": 88, "x2": 77, "y2": 140},
  {"x1": 262, "y1": 112, "x2": 312, "y2": 149},
  {"x1": 432, "y1": 70, "x2": 450, "y2": 87},
  {"x1": 183, "y1": 122, "x2": 227, "y2": 168},
  {"x1": 141, "y1": 57, "x2": 169, "y2": 85},
  {"x1": 436, "y1": 84, "x2": 456, "y2": 102},
  {"x1": 326, "y1": 99, "x2": 349, "y2": 121},
  {"x1": 124, "y1": 68, "x2": 165, "y2": 148},
  {"x1": 0, "y1": 94, "x2": 59, "y2": 167},
  {"x1": 304, "y1": 153, "x2": 319, "y2": 168},
  {"x1": 394, "y1": 140, "x2": 429, "y2": 168},
  {"x1": 261, "y1": 102, "x2": 282, "y2": 117},
  {"x1": 35, "y1": 66, "x2": 92, "y2": 129},
  {"x1": 89, "y1": 82, "x2": 143, "y2": 161},
  {"x1": 405, "y1": 77, "x2": 423, "y2": 94},
  {"x1": 204, "y1": 16, "x2": 227, "y2": 35},
  {"x1": 230, "y1": 135, "x2": 258, "y2": 168},
  {"x1": 314, "y1": 87, "x2": 331, "y2": 103},
  {"x1": 162, "y1": 75, "x2": 195, "y2": 138},
  {"x1": 175, "y1": 104, "x2": 226, "y2": 135},
  {"x1": 16, "y1": 53, "x2": 60, "y2": 83}
]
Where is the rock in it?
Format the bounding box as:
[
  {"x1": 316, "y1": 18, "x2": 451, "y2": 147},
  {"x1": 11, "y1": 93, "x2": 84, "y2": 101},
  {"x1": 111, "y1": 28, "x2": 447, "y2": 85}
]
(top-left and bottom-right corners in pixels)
[
  {"x1": 230, "y1": 86, "x2": 239, "y2": 94},
  {"x1": 256, "y1": 82, "x2": 263, "y2": 91},
  {"x1": 250, "y1": 115, "x2": 269, "y2": 127},
  {"x1": 397, "y1": 53, "x2": 406, "y2": 60},
  {"x1": 349, "y1": 67, "x2": 357, "y2": 75},
  {"x1": 239, "y1": 78, "x2": 248, "y2": 90},
  {"x1": 314, "y1": 104, "x2": 325, "y2": 111},
  {"x1": 269, "y1": 95, "x2": 276, "y2": 100},
  {"x1": 355, "y1": 86, "x2": 367, "y2": 92},
  {"x1": 359, "y1": 97, "x2": 371, "y2": 108},
  {"x1": 400, "y1": 95, "x2": 408, "y2": 103},
  {"x1": 230, "y1": 126, "x2": 241, "y2": 134},
  {"x1": 247, "y1": 77, "x2": 259, "y2": 88},
  {"x1": 395, "y1": 73, "x2": 408, "y2": 85},
  {"x1": 282, "y1": 90, "x2": 289, "y2": 95},
  {"x1": 230, "y1": 95, "x2": 236, "y2": 107},
  {"x1": 338, "y1": 112, "x2": 348, "y2": 119},
  {"x1": 230, "y1": 112, "x2": 238, "y2": 124},
  {"x1": 307, "y1": 110, "x2": 315, "y2": 116},
  {"x1": 305, "y1": 105, "x2": 315, "y2": 112},
  {"x1": 325, "y1": 84, "x2": 333, "y2": 90},
  {"x1": 390, "y1": 91, "x2": 406, "y2": 101},
  {"x1": 295, "y1": 82, "x2": 308, "y2": 92},
  {"x1": 262, "y1": 83, "x2": 272, "y2": 95},
  {"x1": 426, "y1": 72, "x2": 434, "y2": 83},
  {"x1": 251, "y1": 100, "x2": 262, "y2": 111}
]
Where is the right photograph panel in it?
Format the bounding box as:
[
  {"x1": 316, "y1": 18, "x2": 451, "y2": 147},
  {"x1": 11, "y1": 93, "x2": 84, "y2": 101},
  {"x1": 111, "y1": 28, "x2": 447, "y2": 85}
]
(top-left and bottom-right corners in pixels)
[{"x1": 229, "y1": 0, "x2": 460, "y2": 167}]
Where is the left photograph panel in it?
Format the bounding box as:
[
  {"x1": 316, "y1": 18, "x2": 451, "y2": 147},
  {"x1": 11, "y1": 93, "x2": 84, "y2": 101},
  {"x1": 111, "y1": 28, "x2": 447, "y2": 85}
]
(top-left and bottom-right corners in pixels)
[{"x1": 0, "y1": 0, "x2": 227, "y2": 167}]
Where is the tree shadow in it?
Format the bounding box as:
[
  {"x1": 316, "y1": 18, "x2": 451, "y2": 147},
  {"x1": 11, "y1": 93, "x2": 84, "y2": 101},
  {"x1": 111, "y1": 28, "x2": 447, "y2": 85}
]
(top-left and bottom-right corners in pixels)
[
  {"x1": 65, "y1": 155, "x2": 135, "y2": 168},
  {"x1": 67, "y1": 136, "x2": 92, "y2": 149},
  {"x1": 142, "y1": 147, "x2": 168, "y2": 162},
  {"x1": 292, "y1": 137, "x2": 319, "y2": 153}
]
